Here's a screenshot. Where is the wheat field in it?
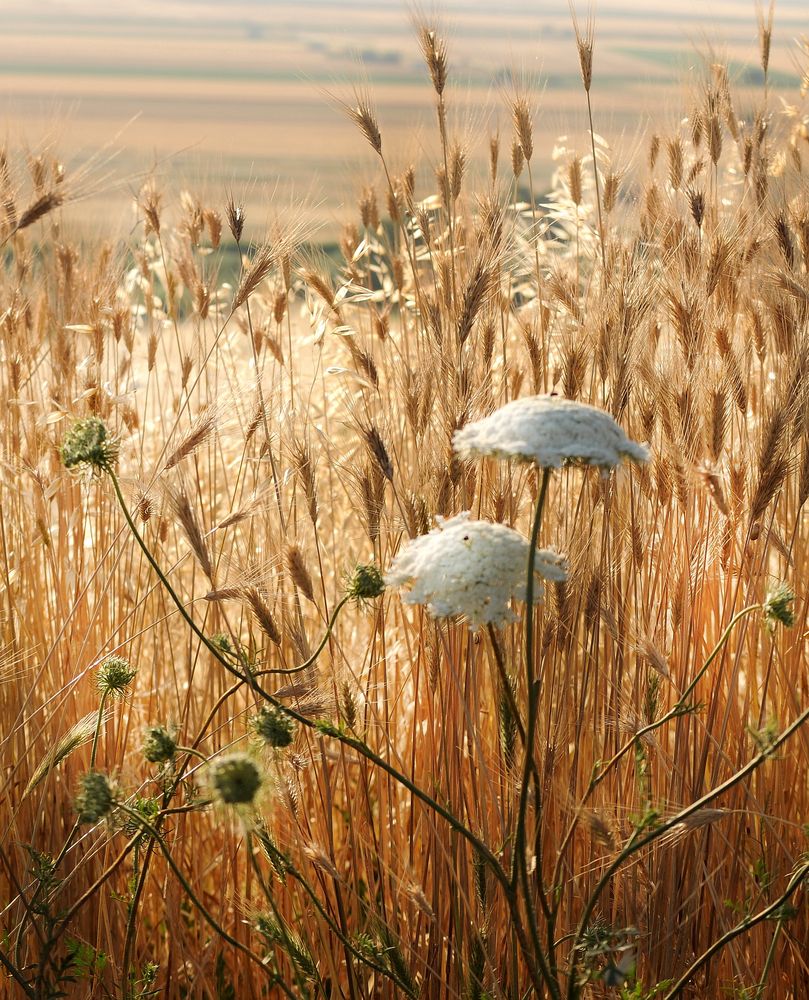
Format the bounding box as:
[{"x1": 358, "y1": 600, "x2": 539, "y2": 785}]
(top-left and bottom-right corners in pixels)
[{"x1": 1, "y1": 6, "x2": 808, "y2": 999}]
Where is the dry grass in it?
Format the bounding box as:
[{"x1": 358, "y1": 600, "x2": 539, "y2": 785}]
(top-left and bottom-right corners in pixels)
[{"x1": 1, "y1": 8, "x2": 808, "y2": 1000}]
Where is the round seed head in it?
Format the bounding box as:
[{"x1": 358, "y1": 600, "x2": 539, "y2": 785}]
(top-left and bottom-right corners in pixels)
[
  {"x1": 97, "y1": 655, "x2": 136, "y2": 698},
  {"x1": 251, "y1": 706, "x2": 296, "y2": 749},
  {"x1": 763, "y1": 583, "x2": 795, "y2": 632},
  {"x1": 60, "y1": 417, "x2": 119, "y2": 473},
  {"x1": 141, "y1": 724, "x2": 178, "y2": 764},
  {"x1": 208, "y1": 752, "x2": 263, "y2": 806},
  {"x1": 346, "y1": 563, "x2": 385, "y2": 602},
  {"x1": 75, "y1": 771, "x2": 114, "y2": 824}
]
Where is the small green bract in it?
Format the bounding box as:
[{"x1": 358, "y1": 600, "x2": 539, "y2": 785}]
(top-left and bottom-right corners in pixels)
[
  {"x1": 141, "y1": 724, "x2": 177, "y2": 764},
  {"x1": 97, "y1": 655, "x2": 136, "y2": 697},
  {"x1": 251, "y1": 706, "x2": 295, "y2": 748},
  {"x1": 763, "y1": 583, "x2": 795, "y2": 632},
  {"x1": 60, "y1": 417, "x2": 119, "y2": 473},
  {"x1": 346, "y1": 563, "x2": 385, "y2": 602},
  {"x1": 210, "y1": 632, "x2": 235, "y2": 655},
  {"x1": 208, "y1": 752, "x2": 262, "y2": 806},
  {"x1": 75, "y1": 772, "x2": 114, "y2": 824}
]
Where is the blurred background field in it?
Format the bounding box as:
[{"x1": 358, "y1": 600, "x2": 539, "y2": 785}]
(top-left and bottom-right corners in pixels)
[{"x1": 2, "y1": 0, "x2": 805, "y2": 243}]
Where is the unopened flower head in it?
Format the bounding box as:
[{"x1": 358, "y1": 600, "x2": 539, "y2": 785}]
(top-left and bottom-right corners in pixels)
[
  {"x1": 453, "y1": 395, "x2": 649, "y2": 471},
  {"x1": 346, "y1": 563, "x2": 385, "y2": 603},
  {"x1": 75, "y1": 771, "x2": 114, "y2": 824},
  {"x1": 60, "y1": 417, "x2": 119, "y2": 473},
  {"x1": 141, "y1": 724, "x2": 178, "y2": 764},
  {"x1": 208, "y1": 752, "x2": 263, "y2": 806},
  {"x1": 385, "y1": 512, "x2": 567, "y2": 628},
  {"x1": 251, "y1": 705, "x2": 296, "y2": 749},
  {"x1": 97, "y1": 655, "x2": 137, "y2": 698},
  {"x1": 763, "y1": 583, "x2": 795, "y2": 632}
]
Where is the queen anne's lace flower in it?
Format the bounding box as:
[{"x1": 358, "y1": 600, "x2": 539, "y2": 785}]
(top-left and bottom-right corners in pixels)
[
  {"x1": 386, "y1": 512, "x2": 567, "y2": 628},
  {"x1": 453, "y1": 395, "x2": 649, "y2": 470}
]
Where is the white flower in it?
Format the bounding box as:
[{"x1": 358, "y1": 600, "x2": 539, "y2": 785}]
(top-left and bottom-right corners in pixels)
[
  {"x1": 386, "y1": 512, "x2": 567, "y2": 628},
  {"x1": 453, "y1": 395, "x2": 649, "y2": 470}
]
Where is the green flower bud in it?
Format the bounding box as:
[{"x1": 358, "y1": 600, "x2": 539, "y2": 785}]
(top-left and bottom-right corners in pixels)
[
  {"x1": 75, "y1": 771, "x2": 114, "y2": 824},
  {"x1": 763, "y1": 583, "x2": 795, "y2": 633},
  {"x1": 208, "y1": 753, "x2": 262, "y2": 806},
  {"x1": 141, "y1": 725, "x2": 177, "y2": 764},
  {"x1": 60, "y1": 418, "x2": 119, "y2": 473},
  {"x1": 97, "y1": 655, "x2": 136, "y2": 698},
  {"x1": 346, "y1": 563, "x2": 385, "y2": 603},
  {"x1": 251, "y1": 706, "x2": 295, "y2": 749}
]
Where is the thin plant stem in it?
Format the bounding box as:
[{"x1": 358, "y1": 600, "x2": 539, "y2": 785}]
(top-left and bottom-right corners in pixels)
[
  {"x1": 510, "y1": 466, "x2": 560, "y2": 999},
  {"x1": 0, "y1": 944, "x2": 35, "y2": 999},
  {"x1": 663, "y1": 861, "x2": 809, "y2": 1000},
  {"x1": 89, "y1": 691, "x2": 108, "y2": 769},
  {"x1": 585, "y1": 91, "x2": 607, "y2": 276},
  {"x1": 566, "y1": 704, "x2": 809, "y2": 999},
  {"x1": 550, "y1": 603, "x2": 763, "y2": 905},
  {"x1": 752, "y1": 904, "x2": 787, "y2": 1000},
  {"x1": 116, "y1": 805, "x2": 273, "y2": 982},
  {"x1": 105, "y1": 460, "x2": 553, "y2": 985},
  {"x1": 486, "y1": 623, "x2": 526, "y2": 745}
]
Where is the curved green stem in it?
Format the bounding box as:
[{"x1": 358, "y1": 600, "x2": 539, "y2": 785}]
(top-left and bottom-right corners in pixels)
[
  {"x1": 0, "y1": 944, "x2": 35, "y2": 998},
  {"x1": 90, "y1": 691, "x2": 109, "y2": 769},
  {"x1": 117, "y1": 805, "x2": 272, "y2": 981},
  {"x1": 566, "y1": 705, "x2": 809, "y2": 999},
  {"x1": 265, "y1": 596, "x2": 350, "y2": 675},
  {"x1": 592, "y1": 604, "x2": 760, "y2": 790},
  {"x1": 107, "y1": 463, "x2": 551, "y2": 989},
  {"x1": 108, "y1": 469, "x2": 265, "y2": 694},
  {"x1": 512, "y1": 468, "x2": 551, "y2": 887},
  {"x1": 752, "y1": 901, "x2": 787, "y2": 1000},
  {"x1": 174, "y1": 745, "x2": 209, "y2": 764},
  {"x1": 109, "y1": 465, "x2": 503, "y2": 881},
  {"x1": 550, "y1": 603, "x2": 763, "y2": 913},
  {"x1": 663, "y1": 862, "x2": 809, "y2": 1000}
]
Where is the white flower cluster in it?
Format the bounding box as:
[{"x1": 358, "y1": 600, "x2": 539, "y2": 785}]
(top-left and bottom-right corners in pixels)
[
  {"x1": 453, "y1": 395, "x2": 649, "y2": 470},
  {"x1": 386, "y1": 512, "x2": 567, "y2": 628}
]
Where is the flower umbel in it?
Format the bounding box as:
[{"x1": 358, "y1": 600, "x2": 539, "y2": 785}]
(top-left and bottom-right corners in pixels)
[
  {"x1": 97, "y1": 655, "x2": 137, "y2": 698},
  {"x1": 208, "y1": 752, "x2": 263, "y2": 806},
  {"x1": 386, "y1": 512, "x2": 567, "y2": 629},
  {"x1": 453, "y1": 395, "x2": 649, "y2": 470},
  {"x1": 60, "y1": 417, "x2": 119, "y2": 473},
  {"x1": 75, "y1": 771, "x2": 115, "y2": 824}
]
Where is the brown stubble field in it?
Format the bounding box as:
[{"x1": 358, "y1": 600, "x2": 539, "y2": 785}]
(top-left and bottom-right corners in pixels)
[{"x1": 0, "y1": 0, "x2": 803, "y2": 239}]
